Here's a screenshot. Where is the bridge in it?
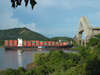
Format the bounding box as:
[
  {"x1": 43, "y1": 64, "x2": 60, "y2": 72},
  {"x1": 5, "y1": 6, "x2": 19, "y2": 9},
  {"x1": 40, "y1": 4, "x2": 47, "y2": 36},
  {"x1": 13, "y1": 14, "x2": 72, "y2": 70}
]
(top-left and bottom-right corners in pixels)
[{"x1": 74, "y1": 16, "x2": 100, "y2": 47}]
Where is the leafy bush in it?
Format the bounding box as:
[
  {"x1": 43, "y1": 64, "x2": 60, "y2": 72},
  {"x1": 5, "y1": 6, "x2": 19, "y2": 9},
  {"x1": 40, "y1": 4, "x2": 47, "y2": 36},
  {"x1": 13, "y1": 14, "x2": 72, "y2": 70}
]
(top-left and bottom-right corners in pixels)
[
  {"x1": 3, "y1": 67, "x2": 27, "y2": 75},
  {"x1": 32, "y1": 50, "x2": 81, "y2": 74}
]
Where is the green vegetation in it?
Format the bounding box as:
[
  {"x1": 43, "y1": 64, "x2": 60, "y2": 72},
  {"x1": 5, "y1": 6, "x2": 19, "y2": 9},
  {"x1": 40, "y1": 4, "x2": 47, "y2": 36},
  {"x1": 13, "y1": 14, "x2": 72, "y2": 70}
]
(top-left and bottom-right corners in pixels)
[
  {"x1": 0, "y1": 27, "x2": 49, "y2": 40},
  {"x1": 50, "y1": 36, "x2": 74, "y2": 42},
  {"x1": 0, "y1": 27, "x2": 73, "y2": 46},
  {"x1": 71, "y1": 46, "x2": 85, "y2": 50},
  {"x1": 1, "y1": 34, "x2": 100, "y2": 75},
  {"x1": 66, "y1": 34, "x2": 100, "y2": 75},
  {"x1": 0, "y1": 49, "x2": 81, "y2": 75},
  {"x1": 0, "y1": 40, "x2": 4, "y2": 46}
]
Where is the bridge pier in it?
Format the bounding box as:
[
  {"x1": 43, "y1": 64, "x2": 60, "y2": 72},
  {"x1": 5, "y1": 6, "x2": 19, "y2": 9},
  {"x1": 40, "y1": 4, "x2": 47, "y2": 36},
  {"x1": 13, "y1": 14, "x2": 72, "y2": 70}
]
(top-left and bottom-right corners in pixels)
[
  {"x1": 81, "y1": 39, "x2": 83, "y2": 46},
  {"x1": 77, "y1": 40, "x2": 80, "y2": 45},
  {"x1": 75, "y1": 39, "x2": 89, "y2": 47},
  {"x1": 84, "y1": 39, "x2": 89, "y2": 47}
]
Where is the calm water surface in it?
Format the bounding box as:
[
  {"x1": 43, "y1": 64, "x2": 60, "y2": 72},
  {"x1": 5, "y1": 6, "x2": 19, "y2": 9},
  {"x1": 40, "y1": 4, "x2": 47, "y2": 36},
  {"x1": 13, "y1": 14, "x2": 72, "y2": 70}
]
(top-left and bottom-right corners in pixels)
[{"x1": 0, "y1": 48, "x2": 78, "y2": 69}]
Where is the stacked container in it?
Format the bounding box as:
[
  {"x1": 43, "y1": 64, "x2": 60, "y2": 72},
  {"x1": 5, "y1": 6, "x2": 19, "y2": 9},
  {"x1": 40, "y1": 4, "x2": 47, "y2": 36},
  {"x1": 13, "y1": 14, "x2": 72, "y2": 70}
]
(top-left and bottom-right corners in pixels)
[
  {"x1": 52, "y1": 41, "x2": 55, "y2": 46},
  {"x1": 66, "y1": 42, "x2": 70, "y2": 45},
  {"x1": 5, "y1": 40, "x2": 9, "y2": 46},
  {"x1": 36, "y1": 41, "x2": 39, "y2": 46},
  {"x1": 28, "y1": 41, "x2": 31, "y2": 46},
  {"x1": 44, "y1": 41, "x2": 48, "y2": 46},
  {"x1": 9, "y1": 40, "x2": 13, "y2": 46},
  {"x1": 23, "y1": 40, "x2": 27, "y2": 47},
  {"x1": 48, "y1": 41, "x2": 51, "y2": 46},
  {"x1": 56, "y1": 42, "x2": 59, "y2": 46},
  {"x1": 40, "y1": 41, "x2": 43, "y2": 46},
  {"x1": 60, "y1": 42, "x2": 63, "y2": 46},
  {"x1": 32, "y1": 40, "x2": 35, "y2": 46},
  {"x1": 63, "y1": 42, "x2": 67, "y2": 46},
  {"x1": 14, "y1": 40, "x2": 17, "y2": 46}
]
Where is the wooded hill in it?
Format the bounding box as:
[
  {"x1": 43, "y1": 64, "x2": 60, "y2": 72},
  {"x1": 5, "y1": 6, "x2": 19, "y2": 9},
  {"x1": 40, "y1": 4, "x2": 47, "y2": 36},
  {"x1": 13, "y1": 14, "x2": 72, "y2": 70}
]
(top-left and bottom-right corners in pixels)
[
  {"x1": 0, "y1": 27, "x2": 73, "y2": 41},
  {"x1": 50, "y1": 36, "x2": 73, "y2": 42}
]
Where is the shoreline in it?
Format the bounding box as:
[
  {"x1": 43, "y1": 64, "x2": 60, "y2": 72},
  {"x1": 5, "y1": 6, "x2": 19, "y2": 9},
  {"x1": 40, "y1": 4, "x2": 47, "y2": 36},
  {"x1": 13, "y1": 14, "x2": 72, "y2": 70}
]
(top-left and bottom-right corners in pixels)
[{"x1": 0, "y1": 46, "x2": 4, "y2": 48}]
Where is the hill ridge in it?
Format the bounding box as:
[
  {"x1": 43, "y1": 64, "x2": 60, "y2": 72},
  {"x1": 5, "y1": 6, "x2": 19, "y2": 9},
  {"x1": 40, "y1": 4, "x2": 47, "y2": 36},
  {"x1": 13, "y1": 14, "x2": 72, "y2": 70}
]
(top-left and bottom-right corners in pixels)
[
  {"x1": 0, "y1": 27, "x2": 49, "y2": 40},
  {"x1": 0, "y1": 27, "x2": 73, "y2": 41}
]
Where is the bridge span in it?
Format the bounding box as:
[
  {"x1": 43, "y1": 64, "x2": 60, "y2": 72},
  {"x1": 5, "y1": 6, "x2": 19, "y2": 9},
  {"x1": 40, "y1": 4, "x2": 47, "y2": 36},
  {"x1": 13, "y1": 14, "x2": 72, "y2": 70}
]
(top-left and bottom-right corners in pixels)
[{"x1": 74, "y1": 17, "x2": 100, "y2": 46}]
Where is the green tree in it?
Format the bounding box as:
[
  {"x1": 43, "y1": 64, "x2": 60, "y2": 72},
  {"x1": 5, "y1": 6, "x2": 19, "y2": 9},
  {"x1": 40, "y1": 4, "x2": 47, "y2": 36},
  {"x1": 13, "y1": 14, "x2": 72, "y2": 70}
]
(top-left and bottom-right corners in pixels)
[
  {"x1": 4, "y1": 67, "x2": 27, "y2": 75},
  {"x1": 0, "y1": 40, "x2": 4, "y2": 46},
  {"x1": 88, "y1": 34, "x2": 100, "y2": 49}
]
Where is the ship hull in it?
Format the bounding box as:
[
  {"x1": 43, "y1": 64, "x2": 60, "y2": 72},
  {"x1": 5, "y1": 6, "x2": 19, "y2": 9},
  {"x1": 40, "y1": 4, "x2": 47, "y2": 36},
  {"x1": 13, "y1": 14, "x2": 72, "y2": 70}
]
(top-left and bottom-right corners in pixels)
[{"x1": 5, "y1": 45, "x2": 73, "y2": 50}]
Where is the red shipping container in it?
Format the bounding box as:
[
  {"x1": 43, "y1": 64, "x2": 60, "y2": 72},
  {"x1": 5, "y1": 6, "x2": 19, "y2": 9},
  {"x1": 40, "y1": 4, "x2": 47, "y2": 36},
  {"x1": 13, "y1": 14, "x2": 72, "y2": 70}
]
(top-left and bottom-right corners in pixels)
[
  {"x1": 23, "y1": 40, "x2": 27, "y2": 42},
  {"x1": 44, "y1": 41, "x2": 47, "y2": 43},
  {"x1": 5, "y1": 40, "x2": 9, "y2": 46},
  {"x1": 48, "y1": 43, "x2": 51, "y2": 46},
  {"x1": 23, "y1": 41, "x2": 27, "y2": 43},
  {"x1": 9, "y1": 40, "x2": 13, "y2": 42},
  {"x1": 28, "y1": 44, "x2": 31, "y2": 46},
  {"x1": 36, "y1": 43, "x2": 39, "y2": 46},
  {"x1": 14, "y1": 40, "x2": 17, "y2": 42},
  {"x1": 23, "y1": 40, "x2": 27, "y2": 46},
  {"x1": 5, "y1": 42, "x2": 8, "y2": 44},
  {"x1": 36, "y1": 41, "x2": 39, "y2": 43},
  {"x1": 52, "y1": 41, "x2": 55, "y2": 46},
  {"x1": 40, "y1": 43, "x2": 43, "y2": 46},
  {"x1": 40, "y1": 42, "x2": 43, "y2": 44},
  {"x1": 63, "y1": 42, "x2": 67, "y2": 45},
  {"x1": 32, "y1": 43, "x2": 35, "y2": 46},
  {"x1": 28, "y1": 41, "x2": 31, "y2": 43},
  {"x1": 32, "y1": 40, "x2": 35, "y2": 43},
  {"x1": 60, "y1": 43, "x2": 63, "y2": 46},
  {"x1": 56, "y1": 42, "x2": 59, "y2": 46},
  {"x1": 27, "y1": 41, "x2": 31, "y2": 46},
  {"x1": 14, "y1": 40, "x2": 17, "y2": 43},
  {"x1": 13, "y1": 40, "x2": 17, "y2": 46},
  {"x1": 9, "y1": 40, "x2": 13, "y2": 46},
  {"x1": 48, "y1": 41, "x2": 51, "y2": 44}
]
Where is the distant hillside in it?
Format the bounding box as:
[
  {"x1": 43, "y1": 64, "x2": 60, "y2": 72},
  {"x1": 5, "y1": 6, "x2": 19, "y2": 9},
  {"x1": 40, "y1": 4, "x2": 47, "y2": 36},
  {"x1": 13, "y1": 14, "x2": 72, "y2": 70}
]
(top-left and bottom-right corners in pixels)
[
  {"x1": 50, "y1": 36, "x2": 73, "y2": 42},
  {"x1": 0, "y1": 27, "x2": 73, "y2": 42},
  {"x1": 0, "y1": 27, "x2": 49, "y2": 40}
]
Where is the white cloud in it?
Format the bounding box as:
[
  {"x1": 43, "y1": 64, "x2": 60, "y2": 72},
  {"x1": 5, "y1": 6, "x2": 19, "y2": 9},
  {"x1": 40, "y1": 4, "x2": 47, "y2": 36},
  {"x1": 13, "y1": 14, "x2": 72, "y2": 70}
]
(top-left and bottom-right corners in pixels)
[
  {"x1": 0, "y1": 11, "x2": 39, "y2": 32},
  {"x1": 0, "y1": 0, "x2": 39, "y2": 32}
]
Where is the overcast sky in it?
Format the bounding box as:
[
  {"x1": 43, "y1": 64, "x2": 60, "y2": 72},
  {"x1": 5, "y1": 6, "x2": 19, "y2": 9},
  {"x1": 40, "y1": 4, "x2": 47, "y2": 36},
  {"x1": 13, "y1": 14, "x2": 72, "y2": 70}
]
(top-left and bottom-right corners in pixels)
[{"x1": 0, "y1": 0, "x2": 100, "y2": 38}]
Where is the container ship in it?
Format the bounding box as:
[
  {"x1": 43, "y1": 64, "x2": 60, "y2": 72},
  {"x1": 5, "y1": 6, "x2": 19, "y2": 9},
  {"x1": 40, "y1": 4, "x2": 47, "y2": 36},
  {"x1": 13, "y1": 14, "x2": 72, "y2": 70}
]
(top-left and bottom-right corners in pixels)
[{"x1": 4, "y1": 38, "x2": 73, "y2": 50}]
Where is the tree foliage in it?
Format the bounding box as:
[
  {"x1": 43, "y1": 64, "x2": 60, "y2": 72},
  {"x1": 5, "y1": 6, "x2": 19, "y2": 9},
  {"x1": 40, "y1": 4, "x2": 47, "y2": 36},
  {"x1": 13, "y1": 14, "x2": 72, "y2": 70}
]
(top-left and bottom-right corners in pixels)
[
  {"x1": 33, "y1": 50, "x2": 81, "y2": 74},
  {"x1": 0, "y1": 27, "x2": 49, "y2": 40},
  {"x1": 88, "y1": 34, "x2": 100, "y2": 49},
  {"x1": 67, "y1": 34, "x2": 100, "y2": 75},
  {"x1": 11, "y1": 0, "x2": 37, "y2": 9},
  {"x1": 0, "y1": 40, "x2": 4, "y2": 46}
]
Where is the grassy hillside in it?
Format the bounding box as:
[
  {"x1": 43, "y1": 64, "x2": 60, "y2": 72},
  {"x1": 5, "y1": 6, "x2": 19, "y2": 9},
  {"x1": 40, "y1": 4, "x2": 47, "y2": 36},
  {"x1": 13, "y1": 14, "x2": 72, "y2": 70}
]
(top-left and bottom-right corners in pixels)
[
  {"x1": 0, "y1": 27, "x2": 49, "y2": 40},
  {"x1": 50, "y1": 36, "x2": 74, "y2": 42}
]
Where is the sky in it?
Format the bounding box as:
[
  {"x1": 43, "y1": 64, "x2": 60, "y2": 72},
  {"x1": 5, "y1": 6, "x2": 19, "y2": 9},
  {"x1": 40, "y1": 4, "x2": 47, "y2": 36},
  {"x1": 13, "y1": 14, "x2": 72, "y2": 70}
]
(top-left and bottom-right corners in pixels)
[{"x1": 0, "y1": 0, "x2": 100, "y2": 38}]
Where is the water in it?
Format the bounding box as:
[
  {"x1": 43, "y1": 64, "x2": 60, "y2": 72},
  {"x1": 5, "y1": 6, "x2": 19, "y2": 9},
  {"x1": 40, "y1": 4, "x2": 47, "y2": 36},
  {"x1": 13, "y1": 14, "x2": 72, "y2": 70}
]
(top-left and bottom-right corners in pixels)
[{"x1": 0, "y1": 48, "x2": 78, "y2": 69}]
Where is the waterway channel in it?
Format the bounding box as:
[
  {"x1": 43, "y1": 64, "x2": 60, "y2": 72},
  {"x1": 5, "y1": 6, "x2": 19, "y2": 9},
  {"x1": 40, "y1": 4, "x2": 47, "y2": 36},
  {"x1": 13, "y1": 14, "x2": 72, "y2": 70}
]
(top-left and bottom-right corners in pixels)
[{"x1": 0, "y1": 48, "x2": 78, "y2": 69}]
